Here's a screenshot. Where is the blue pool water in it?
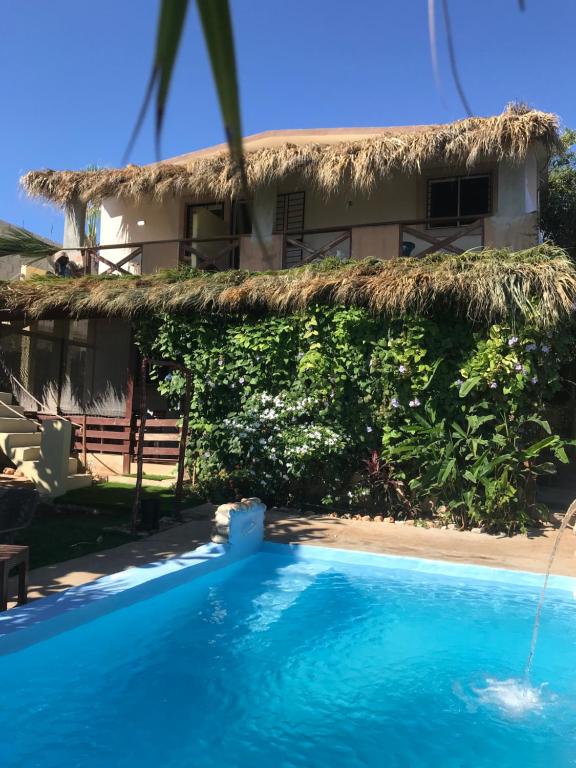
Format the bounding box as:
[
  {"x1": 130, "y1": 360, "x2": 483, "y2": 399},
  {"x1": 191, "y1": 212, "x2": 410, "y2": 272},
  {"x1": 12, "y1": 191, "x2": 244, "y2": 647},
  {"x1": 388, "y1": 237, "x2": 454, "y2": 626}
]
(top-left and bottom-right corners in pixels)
[{"x1": 1, "y1": 548, "x2": 576, "y2": 767}]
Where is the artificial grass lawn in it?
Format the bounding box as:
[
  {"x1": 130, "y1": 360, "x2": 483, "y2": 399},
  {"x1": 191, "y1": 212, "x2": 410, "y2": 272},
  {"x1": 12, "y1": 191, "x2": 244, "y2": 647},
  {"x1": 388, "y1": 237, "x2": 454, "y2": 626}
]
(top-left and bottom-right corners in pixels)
[
  {"x1": 14, "y1": 507, "x2": 135, "y2": 570},
  {"x1": 13, "y1": 482, "x2": 205, "y2": 570},
  {"x1": 54, "y1": 481, "x2": 198, "y2": 515}
]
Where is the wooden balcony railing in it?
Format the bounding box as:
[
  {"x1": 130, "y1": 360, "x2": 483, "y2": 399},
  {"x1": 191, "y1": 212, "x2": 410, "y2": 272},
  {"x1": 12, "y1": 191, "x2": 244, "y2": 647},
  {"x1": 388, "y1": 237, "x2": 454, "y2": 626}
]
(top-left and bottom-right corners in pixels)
[
  {"x1": 75, "y1": 236, "x2": 241, "y2": 275},
  {"x1": 83, "y1": 246, "x2": 143, "y2": 275},
  {"x1": 280, "y1": 216, "x2": 485, "y2": 267},
  {"x1": 399, "y1": 217, "x2": 484, "y2": 259},
  {"x1": 63, "y1": 216, "x2": 486, "y2": 277},
  {"x1": 179, "y1": 235, "x2": 240, "y2": 271}
]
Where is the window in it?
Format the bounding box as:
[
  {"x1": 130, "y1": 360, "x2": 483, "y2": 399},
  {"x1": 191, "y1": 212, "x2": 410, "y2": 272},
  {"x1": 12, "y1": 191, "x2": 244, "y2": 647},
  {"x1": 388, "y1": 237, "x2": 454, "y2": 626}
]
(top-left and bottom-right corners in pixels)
[
  {"x1": 232, "y1": 200, "x2": 252, "y2": 236},
  {"x1": 427, "y1": 175, "x2": 491, "y2": 227},
  {"x1": 273, "y1": 191, "x2": 305, "y2": 234},
  {"x1": 274, "y1": 192, "x2": 306, "y2": 268},
  {"x1": 185, "y1": 202, "x2": 224, "y2": 239}
]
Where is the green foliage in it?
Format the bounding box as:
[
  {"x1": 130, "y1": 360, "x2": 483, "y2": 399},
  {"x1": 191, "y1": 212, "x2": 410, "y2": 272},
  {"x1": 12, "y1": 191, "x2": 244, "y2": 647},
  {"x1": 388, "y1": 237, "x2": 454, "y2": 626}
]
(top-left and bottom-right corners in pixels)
[
  {"x1": 541, "y1": 128, "x2": 576, "y2": 258},
  {"x1": 128, "y1": 0, "x2": 242, "y2": 169},
  {"x1": 0, "y1": 225, "x2": 59, "y2": 261},
  {"x1": 136, "y1": 308, "x2": 574, "y2": 532},
  {"x1": 84, "y1": 164, "x2": 101, "y2": 247}
]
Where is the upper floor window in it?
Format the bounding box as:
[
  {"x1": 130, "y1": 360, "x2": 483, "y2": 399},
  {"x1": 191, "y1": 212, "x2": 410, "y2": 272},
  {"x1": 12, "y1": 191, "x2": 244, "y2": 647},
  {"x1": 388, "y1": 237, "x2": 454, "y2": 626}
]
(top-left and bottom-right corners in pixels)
[
  {"x1": 232, "y1": 200, "x2": 252, "y2": 235},
  {"x1": 273, "y1": 191, "x2": 305, "y2": 234},
  {"x1": 185, "y1": 202, "x2": 224, "y2": 238},
  {"x1": 427, "y1": 174, "x2": 491, "y2": 228}
]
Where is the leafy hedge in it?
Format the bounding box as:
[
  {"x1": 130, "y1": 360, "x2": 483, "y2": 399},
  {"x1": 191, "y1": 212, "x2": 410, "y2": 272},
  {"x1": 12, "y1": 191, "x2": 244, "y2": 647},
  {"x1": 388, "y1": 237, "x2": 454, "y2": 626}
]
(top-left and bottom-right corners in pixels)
[{"x1": 136, "y1": 307, "x2": 573, "y2": 532}]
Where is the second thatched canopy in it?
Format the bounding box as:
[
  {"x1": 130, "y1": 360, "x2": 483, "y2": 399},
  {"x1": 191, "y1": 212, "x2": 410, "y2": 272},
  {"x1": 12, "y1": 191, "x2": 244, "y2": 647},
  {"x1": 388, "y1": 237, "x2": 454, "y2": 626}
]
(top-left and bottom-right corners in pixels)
[{"x1": 0, "y1": 245, "x2": 574, "y2": 330}]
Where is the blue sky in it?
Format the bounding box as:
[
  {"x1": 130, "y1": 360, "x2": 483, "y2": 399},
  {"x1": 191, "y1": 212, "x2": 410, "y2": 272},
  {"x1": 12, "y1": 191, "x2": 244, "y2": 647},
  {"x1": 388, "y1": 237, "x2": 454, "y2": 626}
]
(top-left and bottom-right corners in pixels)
[{"x1": 1, "y1": 0, "x2": 574, "y2": 240}]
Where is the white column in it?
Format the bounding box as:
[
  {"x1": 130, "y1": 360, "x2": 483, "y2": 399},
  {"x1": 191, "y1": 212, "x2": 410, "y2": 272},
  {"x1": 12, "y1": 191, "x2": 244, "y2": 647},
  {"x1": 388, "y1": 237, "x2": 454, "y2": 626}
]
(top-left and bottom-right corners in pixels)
[{"x1": 63, "y1": 197, "x2": 86, "y2": 249}]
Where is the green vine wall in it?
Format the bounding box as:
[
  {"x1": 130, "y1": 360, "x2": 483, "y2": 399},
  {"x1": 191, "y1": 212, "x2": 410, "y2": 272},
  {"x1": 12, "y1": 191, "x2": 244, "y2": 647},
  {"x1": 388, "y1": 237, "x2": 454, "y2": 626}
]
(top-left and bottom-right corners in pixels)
[{"x1": 136, "y1": 308, "x2": 573, "y2": 532}]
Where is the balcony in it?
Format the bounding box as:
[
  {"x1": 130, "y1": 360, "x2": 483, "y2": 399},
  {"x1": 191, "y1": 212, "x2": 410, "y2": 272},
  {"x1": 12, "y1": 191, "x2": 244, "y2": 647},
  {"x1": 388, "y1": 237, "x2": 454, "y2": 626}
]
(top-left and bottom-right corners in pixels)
[
  {"x1": 281, "y1": 216, "x2": 485, "y2": 266},
  {"x1": 70, "y1": 217, "x2": 485, "y2": 276}
]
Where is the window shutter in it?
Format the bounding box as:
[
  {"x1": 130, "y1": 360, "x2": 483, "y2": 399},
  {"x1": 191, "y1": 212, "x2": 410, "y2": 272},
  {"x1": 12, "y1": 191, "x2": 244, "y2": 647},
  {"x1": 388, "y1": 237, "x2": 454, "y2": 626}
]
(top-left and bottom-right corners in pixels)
[{"x1": 274, "y1": 192, "x2": 306, "y2": 267}]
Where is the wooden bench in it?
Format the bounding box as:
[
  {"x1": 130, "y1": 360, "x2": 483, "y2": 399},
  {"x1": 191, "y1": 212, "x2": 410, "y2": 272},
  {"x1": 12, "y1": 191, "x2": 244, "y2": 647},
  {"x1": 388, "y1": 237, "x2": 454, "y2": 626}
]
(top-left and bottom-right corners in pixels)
[{"x1": 0, "y1": 545, "x2": 29, "y2": 611}]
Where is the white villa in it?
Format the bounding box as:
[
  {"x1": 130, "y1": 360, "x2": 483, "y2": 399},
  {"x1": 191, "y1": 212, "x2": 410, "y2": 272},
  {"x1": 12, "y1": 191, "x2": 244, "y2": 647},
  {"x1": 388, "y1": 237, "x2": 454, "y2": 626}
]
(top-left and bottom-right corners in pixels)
[{"x1": 0, "y1": 104, "x2": 560, "y2": 478}]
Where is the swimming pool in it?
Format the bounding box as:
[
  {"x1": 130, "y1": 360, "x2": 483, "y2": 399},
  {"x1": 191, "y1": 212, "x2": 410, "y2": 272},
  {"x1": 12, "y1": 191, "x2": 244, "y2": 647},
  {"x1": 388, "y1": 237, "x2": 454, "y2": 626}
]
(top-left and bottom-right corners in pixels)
[{"x1": 1, "y1": 516, "x2": 575, "y2": 766}]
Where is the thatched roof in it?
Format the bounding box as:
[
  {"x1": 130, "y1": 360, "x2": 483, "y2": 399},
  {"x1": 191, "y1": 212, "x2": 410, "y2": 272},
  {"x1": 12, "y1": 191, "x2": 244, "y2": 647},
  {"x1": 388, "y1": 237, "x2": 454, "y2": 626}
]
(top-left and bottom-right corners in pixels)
[
  {"x1": 21, "y1": 105, "x2": 559, "y2": 206},
  {"x1": 0, "y1": 246, "x2": 574, "y2": 330}
]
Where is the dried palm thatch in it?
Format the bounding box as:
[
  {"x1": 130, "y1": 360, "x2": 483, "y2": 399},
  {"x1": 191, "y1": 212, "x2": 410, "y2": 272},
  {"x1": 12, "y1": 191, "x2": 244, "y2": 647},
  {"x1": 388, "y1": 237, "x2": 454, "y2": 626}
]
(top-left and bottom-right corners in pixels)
[
  {"x1": 0, "y1": 245, "x2": 574, "y2": 330},
  {"x1": 22, "y1": 106, "x2": 560, "y2": 206}
]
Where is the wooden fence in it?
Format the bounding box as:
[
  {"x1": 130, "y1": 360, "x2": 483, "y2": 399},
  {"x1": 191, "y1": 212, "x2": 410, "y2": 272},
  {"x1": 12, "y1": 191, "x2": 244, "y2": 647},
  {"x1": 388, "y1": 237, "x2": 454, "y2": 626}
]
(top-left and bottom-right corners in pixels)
[{"x1": 62, "y1": 415, "x2": 181, "y2": 466}]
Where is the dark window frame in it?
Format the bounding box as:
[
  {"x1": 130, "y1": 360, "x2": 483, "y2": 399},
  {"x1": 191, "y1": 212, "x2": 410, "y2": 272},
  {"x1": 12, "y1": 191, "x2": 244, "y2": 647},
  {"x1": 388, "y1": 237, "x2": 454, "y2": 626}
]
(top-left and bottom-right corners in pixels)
[
  {"x1": 273, "y1": 191, "x2": 306, "y2": 234},
  {"x1": 231, "y1": 199, "x2": 253, "y2": 236},
  {"x1": 184, "y1": 201, "x2": 225, "y2": 239},
  {"x1": 426, "y1": 173, "x2": 492, "y2": 228}
]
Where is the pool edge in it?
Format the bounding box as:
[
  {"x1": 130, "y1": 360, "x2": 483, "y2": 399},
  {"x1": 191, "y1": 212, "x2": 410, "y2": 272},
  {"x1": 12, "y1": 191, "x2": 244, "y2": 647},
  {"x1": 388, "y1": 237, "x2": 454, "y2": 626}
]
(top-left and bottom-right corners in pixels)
[{"x1": 261, "y1": 541, "x2": 576, "y2": 592}]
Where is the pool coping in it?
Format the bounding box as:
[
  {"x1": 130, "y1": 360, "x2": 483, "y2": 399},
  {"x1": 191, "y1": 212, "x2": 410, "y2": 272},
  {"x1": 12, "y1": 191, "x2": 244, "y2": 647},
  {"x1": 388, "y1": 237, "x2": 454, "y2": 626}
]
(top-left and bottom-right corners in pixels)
[
  {"x1": 2, "y1": 519, "x2": 575, "y2": 651},
  {"x1": 261, "y1": 542, "x2": 576, "y2": 592}
]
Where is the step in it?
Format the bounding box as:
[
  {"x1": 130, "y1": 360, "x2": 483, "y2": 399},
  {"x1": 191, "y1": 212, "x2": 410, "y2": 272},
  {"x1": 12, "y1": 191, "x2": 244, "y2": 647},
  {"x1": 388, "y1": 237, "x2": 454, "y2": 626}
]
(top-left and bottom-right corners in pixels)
[
  {"x1": 0, "y1": 431, "x2": 42, "y2": 454},
  {"x1": 0, "y1": 392, "x2": 13, "y2": 405},
  {"x1": 11, "y1": 451, "x2": 80, "y2": 473},
  {"x1": 12, "y1": 445, "x2": 41, "y2": 463},
  {"x1": 65, "y1": 473, "x2": 93, "y2": 492},
  {"x1": 0, "y1": 418, "x2": 39, "y2": 433},
  {"x1": 0, "y1": 402, "x2": 24, "y2": 417}
]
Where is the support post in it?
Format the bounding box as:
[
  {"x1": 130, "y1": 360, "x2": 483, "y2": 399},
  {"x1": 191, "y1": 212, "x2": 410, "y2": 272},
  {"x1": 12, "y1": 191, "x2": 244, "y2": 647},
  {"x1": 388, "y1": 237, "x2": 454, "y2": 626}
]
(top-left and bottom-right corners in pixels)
[
  {"x1": 63, "y1": 197, "x2": 86, "y2": 249},
  {"x1": 82, "y1": 412, "x2": 87, "y2": 470},
  {"x1": 123, "y1": 338, "x2": 137, "y2": 475},
  {"x1": 175, "y1": 371, "x2": 192, "y2": 509},
  {"x1": 130, "y1": 358, "x2": 148, "y2": 534}
]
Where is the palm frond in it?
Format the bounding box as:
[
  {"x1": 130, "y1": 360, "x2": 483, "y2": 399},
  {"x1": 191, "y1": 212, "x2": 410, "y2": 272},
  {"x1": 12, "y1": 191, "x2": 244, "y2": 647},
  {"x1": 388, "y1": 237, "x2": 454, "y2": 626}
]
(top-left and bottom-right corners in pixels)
[
  {"x1": 124, "y1": 0, "x2": 190, "y2": 160},
  {"x1": 0, "y1": 226, "x2": 60, "y2": 261}
]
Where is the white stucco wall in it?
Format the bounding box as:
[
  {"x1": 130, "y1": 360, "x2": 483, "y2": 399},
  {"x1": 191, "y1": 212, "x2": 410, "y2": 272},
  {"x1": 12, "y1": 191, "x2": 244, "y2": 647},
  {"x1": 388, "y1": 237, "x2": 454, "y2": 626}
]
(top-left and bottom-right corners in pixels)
[{"x1": 99, "y1": 196, "x2": 183, "y2": 273}]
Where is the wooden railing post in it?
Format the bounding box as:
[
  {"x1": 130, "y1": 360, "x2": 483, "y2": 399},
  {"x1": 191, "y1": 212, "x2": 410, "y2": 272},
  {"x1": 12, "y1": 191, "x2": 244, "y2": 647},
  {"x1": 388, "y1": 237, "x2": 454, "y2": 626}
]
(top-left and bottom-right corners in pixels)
[
  {"x1": 123, "y1": 340, "x2": 136, "y2": 475},
  {"x1": 130, "y1": 358, "x2": 148, "y2": 534},
  {"x1": 175, "y1": 371, "x2": 192, "y2": 507},
  {"x1": 82, "y1": 413, "x2": 87, "y2": 469}
]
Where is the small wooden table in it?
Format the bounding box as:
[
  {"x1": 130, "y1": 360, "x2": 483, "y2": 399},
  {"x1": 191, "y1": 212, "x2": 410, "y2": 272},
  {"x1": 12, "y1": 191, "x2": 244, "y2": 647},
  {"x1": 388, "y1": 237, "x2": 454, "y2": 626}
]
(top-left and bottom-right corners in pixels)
[{"x1": 0, "y1": 545, "x2": 29, "y2": 611}]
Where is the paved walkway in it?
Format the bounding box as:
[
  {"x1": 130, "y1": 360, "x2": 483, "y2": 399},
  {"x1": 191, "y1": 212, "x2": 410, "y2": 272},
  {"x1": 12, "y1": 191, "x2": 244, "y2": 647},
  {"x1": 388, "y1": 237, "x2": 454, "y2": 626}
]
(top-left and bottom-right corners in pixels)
[
  {"x1": 266, "y1": 513, "x2": 576, "y2": 576},
  {"x1": 6, "y1": 512, "x2": 576, "y2": 608}
]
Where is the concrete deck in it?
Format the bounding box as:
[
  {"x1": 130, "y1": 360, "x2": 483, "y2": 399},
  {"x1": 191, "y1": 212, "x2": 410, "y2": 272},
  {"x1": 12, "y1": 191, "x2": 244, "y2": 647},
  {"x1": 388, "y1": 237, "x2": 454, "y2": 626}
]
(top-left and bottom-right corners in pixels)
[{"x1": 6, "y1": 512, "x2": 576, "y2": 608}]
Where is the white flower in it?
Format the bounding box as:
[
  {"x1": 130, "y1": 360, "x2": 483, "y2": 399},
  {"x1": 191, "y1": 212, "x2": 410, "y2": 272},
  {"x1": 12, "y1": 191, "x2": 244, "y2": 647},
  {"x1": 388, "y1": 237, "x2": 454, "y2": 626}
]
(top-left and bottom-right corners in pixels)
[
  {"x1": 409, "y1": 398, "x2": 421, "y2": 408},
  {"x1": 508, "y1": 336, "x2": 519, "y2": 347},
  {"x1": 366, "y1": 426, "x2": 373, "y2": 433}
]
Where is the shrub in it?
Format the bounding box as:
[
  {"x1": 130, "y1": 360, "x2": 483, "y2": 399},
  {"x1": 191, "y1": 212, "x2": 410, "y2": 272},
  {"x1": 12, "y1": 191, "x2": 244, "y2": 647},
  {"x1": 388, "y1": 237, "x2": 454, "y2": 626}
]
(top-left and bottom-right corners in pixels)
[{"x1": 136, "y1": 308, "x2": 574, "y2": 532}]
